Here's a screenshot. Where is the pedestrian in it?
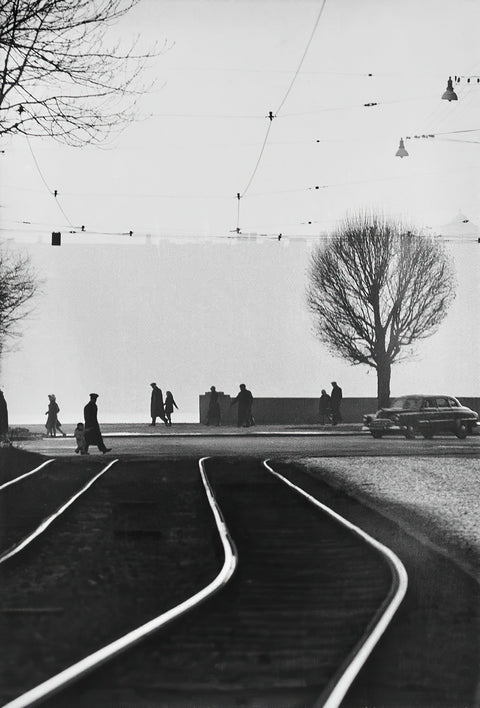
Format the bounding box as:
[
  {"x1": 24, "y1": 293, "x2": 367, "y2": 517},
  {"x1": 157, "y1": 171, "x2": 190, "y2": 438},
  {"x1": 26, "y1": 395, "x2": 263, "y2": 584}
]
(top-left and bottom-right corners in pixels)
[
  {"x1": 0, "y1": 390, "x2": 10, "y2": 445},
  {"x1": 319, "y1": 389, "x2": 332, "y2": 425},
  {"x1": 206, "y1": 385, "x2": 221, "y2": 426},
  {"x1": 84, "y1": 393, "x2": 111, "y2": 454},
  {"x1": 230, "y1": 383, "x2": 254, "y2": 427},
  {"x1": 149, "y1": 383, "x2": 167, "y2": 426},
  {"x1": 164, "y1": 390, "x2": 178, "y2": 426},
  {"x1": 330, "y1": 381, "x2": 343, "y2": 425},
  {"x1": 73, "y1": 422, "x2": 88, "y2": 455},
  {"x1": 45, "y1": 394, "x2": 66, "y2": 437}
]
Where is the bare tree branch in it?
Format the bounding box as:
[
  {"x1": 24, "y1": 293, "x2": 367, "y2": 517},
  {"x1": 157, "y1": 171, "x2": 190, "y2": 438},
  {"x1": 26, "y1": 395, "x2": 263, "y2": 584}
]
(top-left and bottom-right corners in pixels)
[
  {"x1": 0, "y1": 243, "x2": 38, "y2": 355},
  {"x1": 0, "y1": 0, "x2": 161, "y2": 146}
]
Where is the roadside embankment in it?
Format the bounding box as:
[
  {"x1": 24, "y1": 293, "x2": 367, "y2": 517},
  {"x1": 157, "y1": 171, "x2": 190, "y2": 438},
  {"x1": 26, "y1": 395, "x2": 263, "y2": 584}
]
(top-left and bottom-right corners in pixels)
[{"x1": 298, "y1": 456, "x2": 480, "y2": 580}]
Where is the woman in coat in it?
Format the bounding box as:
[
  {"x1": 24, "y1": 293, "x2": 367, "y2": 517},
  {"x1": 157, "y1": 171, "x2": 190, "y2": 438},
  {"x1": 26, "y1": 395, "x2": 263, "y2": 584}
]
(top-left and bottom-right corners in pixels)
[
  {"x1": 164, "y1": 391, "x2": 178, "y2": 426},
  {"x1": 45, "y1": 394, "x2": 66, "y2": 437},
  {"x1": 318, "y1": 389, "x2": 332, "y2": 425}
]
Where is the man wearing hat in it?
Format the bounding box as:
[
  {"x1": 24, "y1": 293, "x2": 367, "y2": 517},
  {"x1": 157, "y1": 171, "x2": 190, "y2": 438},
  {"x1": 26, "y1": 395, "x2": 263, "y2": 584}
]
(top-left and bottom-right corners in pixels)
[
  {"x1": 150, "y1": 383, "x2": 167, "y2": 426},
  {"x1": 84, "y1": 393, "x2": 111, "y2": 454}
]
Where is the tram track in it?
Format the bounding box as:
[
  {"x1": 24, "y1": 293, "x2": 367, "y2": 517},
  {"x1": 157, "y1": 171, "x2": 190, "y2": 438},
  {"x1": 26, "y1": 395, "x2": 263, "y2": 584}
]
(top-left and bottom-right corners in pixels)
[
  {"x1": 1, "y1": 456, "x2": 407, "y2": 708},
  {"x1": 0, "y1": 459, "x2": 118, "y2": 562},
  {"x1": 0, "y1": 458, "x2": 224, "y2": 706}
]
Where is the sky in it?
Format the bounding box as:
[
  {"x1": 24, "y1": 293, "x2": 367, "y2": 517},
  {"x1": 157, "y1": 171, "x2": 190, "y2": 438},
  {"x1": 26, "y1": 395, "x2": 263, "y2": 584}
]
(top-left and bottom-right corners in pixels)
[{"x1": 1, "y1": 0, "x2": 480, "y2": 423}]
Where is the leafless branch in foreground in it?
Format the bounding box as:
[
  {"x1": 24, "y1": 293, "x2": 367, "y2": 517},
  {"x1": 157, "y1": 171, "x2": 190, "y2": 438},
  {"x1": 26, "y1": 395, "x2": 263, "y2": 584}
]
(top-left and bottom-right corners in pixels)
[{"x1": 0, "y1": 0, "x2": 160, "y2": 146}]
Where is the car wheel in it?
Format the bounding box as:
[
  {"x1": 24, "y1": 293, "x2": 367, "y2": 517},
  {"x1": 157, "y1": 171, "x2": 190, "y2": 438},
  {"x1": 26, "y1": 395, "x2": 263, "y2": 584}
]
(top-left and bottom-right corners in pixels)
[
  {"x1": 405, "y1": 425, "x2": 416, "y2": 440},
  {"x1": 455, "y1": 423, "x2": 468, "y2": 439},
  {"x1": 371, "y1": 432, "x2": 383, "y2": 439}
]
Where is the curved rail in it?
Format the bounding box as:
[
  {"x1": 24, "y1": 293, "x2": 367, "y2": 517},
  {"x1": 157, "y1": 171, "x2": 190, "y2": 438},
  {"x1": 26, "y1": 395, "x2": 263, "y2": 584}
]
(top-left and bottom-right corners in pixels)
[
  {"x1": 0, "y1": 459, "x2": 54, "y2": 492},
  {"x1": 0, "y1": 460, "x2": 119, "y2": 565},
  {"x1": 263, "y1": 459, "x2": 408, "y2": 708},
  {"x1": 4, "y1": 456, "x2": 238, "y2": 708}
]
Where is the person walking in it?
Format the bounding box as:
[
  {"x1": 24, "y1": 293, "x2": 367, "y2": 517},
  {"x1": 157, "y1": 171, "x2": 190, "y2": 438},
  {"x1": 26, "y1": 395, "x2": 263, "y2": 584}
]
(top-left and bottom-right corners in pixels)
[
  {"x1": 150, "y1": 383, "x2": 167, "y2": 426},
  {"x1": 164, "y1": 390, "x2": 178, "y2": 426},
  {"x1": 206, "y1": 385, "x2": 221, "y2": 426},
  {"x1": 230, "y1": 383, "x2": 254, "y2": 427},
  {"x1": 330, "y1": 381, "x2": 343, "y2": 425},
  {"x1": 84, "y1": 393, "x2": 111, "y2": 454},
  {"x1": 318, "y1": 389, "x2": 332, "y2": 425},
  {"x1": 73, "y1": 422, "x2": 88, "y2": 455},
  {"x1": 0, "y1": 390, "x2": 9, "y2": 445},
  {"x1": 45, "y1": 394, "x2": 66, "y2": 437}
]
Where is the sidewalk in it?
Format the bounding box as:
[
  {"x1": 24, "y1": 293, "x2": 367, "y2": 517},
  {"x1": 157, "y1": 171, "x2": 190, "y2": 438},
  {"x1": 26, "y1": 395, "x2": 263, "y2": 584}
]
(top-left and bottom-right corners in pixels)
[{"x1": 14, "y1": 422, "x2": 367, "y2": 440}]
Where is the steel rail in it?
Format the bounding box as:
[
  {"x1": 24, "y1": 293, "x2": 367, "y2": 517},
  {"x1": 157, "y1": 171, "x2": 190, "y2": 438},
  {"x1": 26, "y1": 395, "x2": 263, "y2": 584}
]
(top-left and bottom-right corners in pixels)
[
  {"x1": 3, "y1": 456, "x2": 238, "y2": 708},
  {"x1": 0, "y1": 460, "x2": 119, "y2": 564},
  {"x1": 0, "y1": 459, "x2": 54, "y2": 491},
  {"x1": 263, "y1": 459, "x2": 408, "y2": 708}
]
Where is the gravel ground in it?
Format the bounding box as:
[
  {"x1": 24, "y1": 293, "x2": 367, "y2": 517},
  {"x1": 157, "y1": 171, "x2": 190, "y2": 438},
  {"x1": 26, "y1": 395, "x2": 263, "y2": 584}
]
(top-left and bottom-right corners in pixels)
[{"x1": 297, "y1": 456, "x2": 480, "y2": 580}]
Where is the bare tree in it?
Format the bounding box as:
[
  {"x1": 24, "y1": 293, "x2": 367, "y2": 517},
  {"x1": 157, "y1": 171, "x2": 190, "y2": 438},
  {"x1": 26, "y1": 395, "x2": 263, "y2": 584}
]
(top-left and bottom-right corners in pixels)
[
  {"x1": 0, "y1": 0, "x2": 158, "y2": 146},
  {"x1": 306, "y1": 214, "x2": 455, "y2": 408},
  {"x1": 0, "y1": 245, "x2": 37, "y2": 355}
]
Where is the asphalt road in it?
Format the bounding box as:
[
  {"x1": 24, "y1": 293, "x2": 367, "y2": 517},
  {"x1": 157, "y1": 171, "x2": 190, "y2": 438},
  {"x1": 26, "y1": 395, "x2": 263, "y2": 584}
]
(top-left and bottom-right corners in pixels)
[{"x1": 20, "y1": 430, "x2": 480, "y2": 458}]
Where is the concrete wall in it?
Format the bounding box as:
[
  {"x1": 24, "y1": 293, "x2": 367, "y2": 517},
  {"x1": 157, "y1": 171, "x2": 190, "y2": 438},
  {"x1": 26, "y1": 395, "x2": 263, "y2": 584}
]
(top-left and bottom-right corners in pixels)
[{"x1": 199, "y1": 393, "x2": 480, "y2": 425}]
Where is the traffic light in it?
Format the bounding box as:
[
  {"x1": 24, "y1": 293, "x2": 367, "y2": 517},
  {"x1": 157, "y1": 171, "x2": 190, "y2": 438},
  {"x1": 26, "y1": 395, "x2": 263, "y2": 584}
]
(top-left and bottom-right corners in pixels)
[{"x1": 51, "y1": 231, "x2": 61, "y2": 246}]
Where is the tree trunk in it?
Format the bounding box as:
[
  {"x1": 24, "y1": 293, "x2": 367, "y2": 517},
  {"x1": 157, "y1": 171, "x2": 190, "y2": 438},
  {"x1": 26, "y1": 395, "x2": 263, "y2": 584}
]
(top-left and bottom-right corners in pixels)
[{"x1": 376, "y1": 360, "x2": 391, "y2": 409}]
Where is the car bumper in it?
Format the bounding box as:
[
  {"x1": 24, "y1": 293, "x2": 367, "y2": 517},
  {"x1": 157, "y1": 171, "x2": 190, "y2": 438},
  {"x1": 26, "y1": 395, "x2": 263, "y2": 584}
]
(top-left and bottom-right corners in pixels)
[{"x1": 369, "y1": 421, "x2": 405, "y2": 434}]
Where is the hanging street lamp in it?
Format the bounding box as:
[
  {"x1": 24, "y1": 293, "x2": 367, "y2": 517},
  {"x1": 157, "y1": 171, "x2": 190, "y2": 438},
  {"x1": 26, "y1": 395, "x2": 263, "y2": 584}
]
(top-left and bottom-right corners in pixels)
[
  {"x1": 441, "y1": 76, "x2": 458, "y2": 101},
  {"x1": 395, "y1": 138, "x2": 409, "y2": 158}
]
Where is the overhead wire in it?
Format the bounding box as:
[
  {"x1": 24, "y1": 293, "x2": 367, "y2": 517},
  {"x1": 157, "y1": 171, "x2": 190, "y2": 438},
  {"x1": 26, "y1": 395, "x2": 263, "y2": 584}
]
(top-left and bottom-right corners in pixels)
[
  {"x1": 25, "y1": 136, "x2": 75, "y2": 229},
  {"x1": 6, "y1": 6, "x2": 480, "y2": 243},
  {"x1": 237, "y1": 0, "x2": 328, "y2": 229}
]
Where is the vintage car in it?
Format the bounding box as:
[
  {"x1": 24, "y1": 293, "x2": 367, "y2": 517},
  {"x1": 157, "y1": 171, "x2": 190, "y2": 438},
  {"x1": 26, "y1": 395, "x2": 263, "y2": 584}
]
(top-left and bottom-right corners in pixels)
[{"x1": 365, "y1": 395, "x2": 479, "y2": 439}]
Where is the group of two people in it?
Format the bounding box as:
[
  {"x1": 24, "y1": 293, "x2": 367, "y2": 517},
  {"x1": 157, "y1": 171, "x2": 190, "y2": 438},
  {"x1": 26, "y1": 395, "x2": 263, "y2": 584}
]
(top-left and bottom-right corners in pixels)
[
  {"x1": 45, "y1": 394, "x2": 67, "y2": 437},
  {"x1": 73, "y1": 393, "x2": 112, "y2": 455},
  {"x1": 150, "y1": 383, "x2": 178, "y2": 426},
  {"x1": 45, "y1": 392, "x2": 111, "y2": 455},
  {"x1": 319, "y1": 381, "x2": 343, "y2": 425},
  {"x1": 206, "y1": 383, "x2": 254, "y2": 428}
]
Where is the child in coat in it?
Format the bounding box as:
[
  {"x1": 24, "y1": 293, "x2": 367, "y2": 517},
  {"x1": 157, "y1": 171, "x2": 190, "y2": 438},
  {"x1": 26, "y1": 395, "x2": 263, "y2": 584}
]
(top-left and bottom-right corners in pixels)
[{"x1": 74, "y1": 422, "x2": 88, "y2": 455}]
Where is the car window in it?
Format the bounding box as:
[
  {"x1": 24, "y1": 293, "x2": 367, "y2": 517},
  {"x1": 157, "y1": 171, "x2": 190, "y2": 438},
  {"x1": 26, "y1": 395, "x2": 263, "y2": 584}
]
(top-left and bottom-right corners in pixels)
[
  {"x1": 436, "y1": 397, "x2": 449, "y2": 407},
  {"x1": 401, "y1": 397, "x2": 421, "y2": 409},
  {"x1": 391, "y1": 397, "x2": 422, "y2": 410},
  {"x1": 447, "y1": 397, "x2": 459, "y2": 407},
  {"x1": 422, "y1": 398, "x2": 437, "y2": 408}
]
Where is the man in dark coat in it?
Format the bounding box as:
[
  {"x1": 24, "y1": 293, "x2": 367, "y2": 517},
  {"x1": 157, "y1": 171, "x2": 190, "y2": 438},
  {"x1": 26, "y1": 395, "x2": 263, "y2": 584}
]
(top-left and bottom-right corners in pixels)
[
  {"x1": 0, "y1": 390, "x2": 9, "y2": 443},
  {"x1": 330, "y1": 381, "x2": 343, "y2": 425},
  {"x1": 206, "y1": 385, "x2": 221, "y2": 426},
  {"x1": 84, "y1": 393, "x2": 111, "y2": 454},
  {"x1": 230, "y1": 383, "x2": 254, "y2": 427},
  {"x1": 150, "y1": 383, "x2": 166, "y2": 425}
]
